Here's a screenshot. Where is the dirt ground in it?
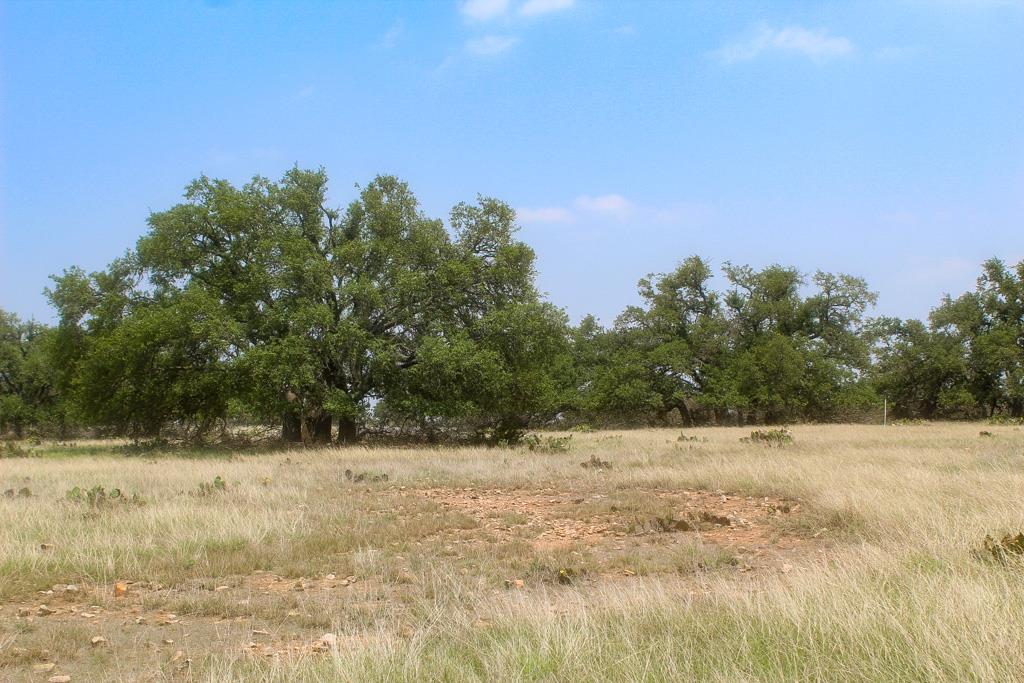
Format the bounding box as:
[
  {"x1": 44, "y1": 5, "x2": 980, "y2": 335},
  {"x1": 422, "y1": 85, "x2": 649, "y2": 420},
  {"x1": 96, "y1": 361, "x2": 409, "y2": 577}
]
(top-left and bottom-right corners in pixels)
[{"x1": 2, "y1": 482, "x2": 821, "y2": 680}]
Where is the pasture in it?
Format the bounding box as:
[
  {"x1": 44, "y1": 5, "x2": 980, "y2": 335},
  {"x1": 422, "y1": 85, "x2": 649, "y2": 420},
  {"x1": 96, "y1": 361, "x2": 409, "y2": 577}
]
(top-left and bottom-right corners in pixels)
[{"x1": 2, "y1": 423, "x2": 1023, "y2": 682}]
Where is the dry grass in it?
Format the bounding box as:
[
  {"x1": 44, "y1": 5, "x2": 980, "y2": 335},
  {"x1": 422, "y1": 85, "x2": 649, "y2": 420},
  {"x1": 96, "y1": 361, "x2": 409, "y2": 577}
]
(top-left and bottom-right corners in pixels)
[{"x1": 2, "y1": 423, "x2": 1023, "y2": 681}]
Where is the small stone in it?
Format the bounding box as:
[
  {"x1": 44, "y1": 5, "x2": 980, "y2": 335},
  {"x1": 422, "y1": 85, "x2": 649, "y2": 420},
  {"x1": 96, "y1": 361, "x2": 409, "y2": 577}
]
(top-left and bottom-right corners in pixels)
[
  {"x1": 325, "y1": 574, "x2": 336, "y2": 580},
  {"x1": 214, "y1": 585, "x2": 229, "y2": 592},
  {"x1": 90, "y1": 636, "x2": 107, "y2": 647},
  {"x1": 252, "y1": 629, "x2": 270, "y2": 636},
  {"x1": 37, "y1": 605, "x2": 56, "y2": 616},
  {"x1": 113, "y1": 582, "x2": 128, "y2": 597},
  {"x1": 48, "y1": 676, "x2": 71, "y2": 683},
  {"x1": 65, "y1": 584, "x2": 79, "y2": 593}
]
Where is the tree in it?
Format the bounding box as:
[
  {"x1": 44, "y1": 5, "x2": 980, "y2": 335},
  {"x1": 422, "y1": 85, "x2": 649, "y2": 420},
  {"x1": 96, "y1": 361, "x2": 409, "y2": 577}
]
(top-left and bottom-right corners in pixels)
[
  {"x1": 930, "y1": 258, "x2": 1024, "y2": 417},
  {"x1": 50, "y1": 169, "x2": 566, "y2": 443},
  {"x1": 0, "y1": 310, "x2": 58, "y2": 436}
]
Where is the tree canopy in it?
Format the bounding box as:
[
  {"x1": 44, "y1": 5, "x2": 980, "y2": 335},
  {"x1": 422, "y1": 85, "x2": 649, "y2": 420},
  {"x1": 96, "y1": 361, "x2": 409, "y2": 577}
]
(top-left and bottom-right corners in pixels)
[{"x1": 3, "y1": 168, "x2": 1021, "y2": 442}]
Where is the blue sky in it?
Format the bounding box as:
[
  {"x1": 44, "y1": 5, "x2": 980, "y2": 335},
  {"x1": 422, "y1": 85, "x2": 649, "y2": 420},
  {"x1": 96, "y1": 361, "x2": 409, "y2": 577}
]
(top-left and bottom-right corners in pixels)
[{"x1": 2, "y1": 0, "x2": 1022, "y2": 326}]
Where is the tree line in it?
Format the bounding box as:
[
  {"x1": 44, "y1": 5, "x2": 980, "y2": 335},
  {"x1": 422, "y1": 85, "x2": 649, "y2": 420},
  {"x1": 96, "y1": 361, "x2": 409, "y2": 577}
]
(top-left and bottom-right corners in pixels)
[{"x1": 2, "y1": 170, "x2": 1022, "y2": 443}]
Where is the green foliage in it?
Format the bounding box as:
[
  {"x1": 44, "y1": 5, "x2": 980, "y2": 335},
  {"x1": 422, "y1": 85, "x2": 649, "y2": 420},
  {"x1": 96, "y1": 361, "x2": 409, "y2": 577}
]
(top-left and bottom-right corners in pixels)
[
  {"x1": 0, "y1": 310, "x2": 63, "y2": 436},
  {"x1": 196, "y1": 475, "x2": 228, "y2": 496},
  {"x1": 66, "y1": 485, "x2": 143, "y2": 508},
  {"x1": 741, "y1": 428, "x2": 794, "y2": 447},
  {"x1": 46, "y1": 170, "x2": 571, "y2": 444},
  {"x1": 4, "y1": 163, "x2": 1019, "y2": 436}
]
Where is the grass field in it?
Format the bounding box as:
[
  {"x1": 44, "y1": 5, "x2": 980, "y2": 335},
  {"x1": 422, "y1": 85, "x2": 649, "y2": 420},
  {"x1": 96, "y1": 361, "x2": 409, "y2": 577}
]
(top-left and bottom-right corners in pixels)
[{"x1": 2, "y1": 423, "x2": 1024, "y2": 682}]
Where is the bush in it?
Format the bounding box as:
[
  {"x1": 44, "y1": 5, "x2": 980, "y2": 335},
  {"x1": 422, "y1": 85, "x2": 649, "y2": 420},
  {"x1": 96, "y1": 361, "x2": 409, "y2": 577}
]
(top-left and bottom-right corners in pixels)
[
  {"x1": 66, "y1": 485, "x2": 144, "y2": 508},
  {"x1": 195, "y1": 475, "x2": 228, "y2": 496},
  {"x1": 741, "y1": 428, "x2": 793, "y2": 447}
]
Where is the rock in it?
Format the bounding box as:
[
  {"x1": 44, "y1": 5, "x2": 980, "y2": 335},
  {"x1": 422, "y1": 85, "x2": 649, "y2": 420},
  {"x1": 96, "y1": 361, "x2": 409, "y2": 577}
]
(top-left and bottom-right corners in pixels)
[
  {"x1": 504, "y1": 578, "x2": 525, "y2": 589},
  {"x1": 65, "y1": 584, "x2": 79, "y2": 593},
  {"x1": 214, "y1": 585, "x2": 229, "y2": 592},
  {"x1": 325, "y1": 573, "x2": 336, "y2": 580},
  {"x1": 90, "y1": 636, "x2": 107, "y2": 647},
  {"x1": 252, "y1": 629, "x2": 270, "y2": 636},
  {"x1": 113, "y1": 582, "x2": 128, "y2": 597},
  {"x1": 48, "y1": 676, "x2": 71, "y2": 683},
  {"x1": 37, "y1": 605, "x2": 56, "y2": 616},
  {"x1": 40, "y1": 543, "x2": 55, "y2": 551}
]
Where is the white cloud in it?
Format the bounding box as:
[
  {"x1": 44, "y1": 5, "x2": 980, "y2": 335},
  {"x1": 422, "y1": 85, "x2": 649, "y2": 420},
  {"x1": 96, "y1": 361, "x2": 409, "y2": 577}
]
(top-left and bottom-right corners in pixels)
[
  {"x1": 519, "y1": 0, "x2": 574, "y2": 17},
  {"x1": 575, "y1": 194, "x2": 633, "y2": 216},
  {"x1": 297, "y1": 84, "x2": 315, "y2": 98},
  {"x1": 460, "y1": 0, "x2": 509, "y2": 21},
  {"x1": 715, "y1": 25, "x2": 854, "y2": 63},
  {"x1": 465, "y1": 34, "x2": 519, "y2": 56},
  {"x1": 517, "y1": 206, "x2": 576, "y2": 223}
]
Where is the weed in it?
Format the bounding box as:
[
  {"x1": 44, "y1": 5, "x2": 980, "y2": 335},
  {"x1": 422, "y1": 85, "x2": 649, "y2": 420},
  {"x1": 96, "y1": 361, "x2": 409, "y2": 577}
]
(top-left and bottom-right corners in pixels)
[
  {"x1": 66, "y1": 485, "x2": 144, "y2": 508},
  {"x1": 980, "y1": 533, "x2": 1024, "y2": 563},
  {"x1": 195, "y1": 476, "x2": 228, "y2": 496},
  {"x1": 580, "y1": 454, "x2": 612, "y2": 470},
  {"x1": 524, "y1": 434, "x2": 573, "y2": 453},
  {"x1": 741, "y1": 428, "x2": 794, "y2": 447}
]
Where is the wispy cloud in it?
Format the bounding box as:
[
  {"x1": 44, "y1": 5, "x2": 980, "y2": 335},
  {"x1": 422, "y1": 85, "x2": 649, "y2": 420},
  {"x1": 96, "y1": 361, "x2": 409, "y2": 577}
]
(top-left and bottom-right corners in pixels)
[
  {"x1": 575, "y1": 194, "x2": 633, "y2": 217},
  {"x1": 460, "y1": 0, "x2": 509, "y2": 21},
  {"x1": 297, "y1": 84, "x2": 315, "y2": 99},
  {"x1": 517, "y1": 194, "x2": 715, "y2": 226},
  {"x1": 379, "y1": 20, "x2": 404, "y2": 49},
  {"x1": 465, "y1": 34, "x2": 519, "y2": 56},
  {"x1": 519, "y1": 0, "x2": 574, "y2": 17},
  {"x1": 517, "y1": 206, "x2": 576, "y2": 223},
  {"x1": 714, "y1": 25, "x2": 854, "y2": 63}
]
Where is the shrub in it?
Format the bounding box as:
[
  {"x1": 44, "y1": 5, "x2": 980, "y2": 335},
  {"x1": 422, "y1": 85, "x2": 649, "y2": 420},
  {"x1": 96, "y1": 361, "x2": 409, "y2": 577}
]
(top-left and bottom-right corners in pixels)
[
  {"x1": 741, "y1": 428, "x2": 794, "y2": 447},
  {"x1": 196, "y1": 475, "x2": 228, "y2": 496},
  {"x1": 66, "y1": 485, "x2": 143, "y2": 508}
]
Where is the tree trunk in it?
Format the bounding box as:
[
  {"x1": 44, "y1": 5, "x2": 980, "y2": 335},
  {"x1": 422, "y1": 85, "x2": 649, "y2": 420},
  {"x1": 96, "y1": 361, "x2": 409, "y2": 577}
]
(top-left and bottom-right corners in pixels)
[
  {"x1": 310, "y1": 414, "x2": 333, "y2": 444},
  {"x1": 677, "y1": 401, "x2": 694, "y2": 427},
  {"x1": 337, "y1": 416, "x2": 358, "y2": 444},
  {"x1": 282, "y1": 413, "x2": 302, "y2": 442}
]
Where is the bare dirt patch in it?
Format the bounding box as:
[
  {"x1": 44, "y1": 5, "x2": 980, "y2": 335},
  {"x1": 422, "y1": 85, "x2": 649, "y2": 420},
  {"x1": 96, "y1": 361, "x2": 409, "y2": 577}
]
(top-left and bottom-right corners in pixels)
[{"x1": 417, "y1": 486, "x2": 820, "y2": 575}]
